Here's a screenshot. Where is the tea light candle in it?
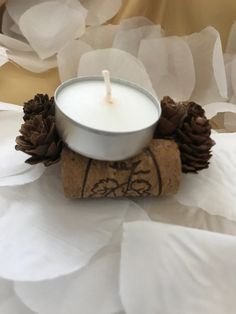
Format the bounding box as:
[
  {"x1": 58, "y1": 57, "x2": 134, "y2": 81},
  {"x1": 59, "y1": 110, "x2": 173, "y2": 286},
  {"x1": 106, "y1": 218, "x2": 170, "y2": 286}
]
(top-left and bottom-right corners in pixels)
[
  {"x1": 55, "y1": 71, "x2": 161, "y2": 160},
  {"x1": 56, "y1": 71, "x2": 158, "y2": 133}
]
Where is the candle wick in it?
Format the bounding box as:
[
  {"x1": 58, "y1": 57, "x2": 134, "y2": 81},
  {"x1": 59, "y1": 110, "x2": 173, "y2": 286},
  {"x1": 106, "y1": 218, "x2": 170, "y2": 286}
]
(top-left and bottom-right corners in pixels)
[{"x1": 102, "y1": 70, "x2": 113, "y2": 103}]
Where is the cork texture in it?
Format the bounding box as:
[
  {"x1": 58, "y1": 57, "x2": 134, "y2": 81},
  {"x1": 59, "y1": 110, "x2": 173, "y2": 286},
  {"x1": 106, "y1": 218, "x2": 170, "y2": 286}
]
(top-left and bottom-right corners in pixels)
[{"x1": 61, "y1": 139, "x2": 181, "y2": 198}]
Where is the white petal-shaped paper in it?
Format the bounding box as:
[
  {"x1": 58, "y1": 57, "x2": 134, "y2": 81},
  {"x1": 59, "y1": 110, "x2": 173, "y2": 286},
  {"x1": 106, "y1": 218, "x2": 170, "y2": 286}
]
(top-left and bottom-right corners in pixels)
[
  {"x1": 203, "y1": 102, "x2": 236, "y2": 119},
  {"x1": 0, "y1": 110, "x2": 45, "y2": 186},
  {"x1": 185, "y1": 27, "x2": 227, "y2": 103},
  {"x1": 119, "y1": 16, "x2": 154, "y2": 30},
  {"x1": 57, "y1": 40, "x2": 92, "y2": 82},
  {"x1": 7, "y1": 50, "x2": 57, "y2": 73},
  {"x1": 81, "y1": 0, "x2": 122, "y2": 26},
  {"x1": 230, "y1": 55, "x2": 236, "y2": 96},
  {"x1": 175, "y1": 133, "x2": 236, "y2": 222},
  {"x1": 135, "y1": 196, "x2": 236, "y2": 236},
  {"x1": 0, "y1": 33, "x2": 31, "y2": 52},
  {"x1": 226, "y1": 21, "x2": 236, "y2": 53},
  {"x1": 2, "y1": 9, "x2": 24, "y2": 40},
  {"x1": 120, "y1": 221, "x2": 236, "y2": 314},
  {"x1": 113, "y1": 25, "x2": 163, "y2": 57},
  {"x1": 224, "y1": 53, "x2": 234, "y2": 100},
  {"x1": 81, "y1": 25, "x2": 119, "y2": 49},
  {"x1": 78, "y1": 48, "x2": 155, "y2": 95},
  {"x1": 15, "y1": 252, "x2": 123, "y2": 314},
  {"x1": 224, "y1": 112, "x2": 236, "y2": 132},
  {"x1": 13, "y1": 202, "x2": 148, "y2": 313},
  {"x1": 0, "y1": 102, "x2": 22, "y2": 112},
  {"x1": 0, "y1": 278, "x2": 35, "y2": 314},
  {"x1": 138, "y1": 36, "x2": 195, "y2": 101},
  {"x1": 19, "y1": 1, "x2": 86, "y2": 59},
  {"x1": 213, "y1": 37, "x2": 228, "y2": 99},
  {"x1": 0, "y1": 47, "x2": 8, "y2": 67},
  {"x1": 6, "y1": 0, "x2": 87, "y2": 24},
  {"x1": 0, "y1": 163, "x2": 148, "y2": 281}
]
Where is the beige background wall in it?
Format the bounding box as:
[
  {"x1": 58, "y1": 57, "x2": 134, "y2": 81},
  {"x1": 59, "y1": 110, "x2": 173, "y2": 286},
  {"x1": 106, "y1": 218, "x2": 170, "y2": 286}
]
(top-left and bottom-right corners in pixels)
[{"x1": 0, "y1": 0, "x2": 236, "y2": 104}]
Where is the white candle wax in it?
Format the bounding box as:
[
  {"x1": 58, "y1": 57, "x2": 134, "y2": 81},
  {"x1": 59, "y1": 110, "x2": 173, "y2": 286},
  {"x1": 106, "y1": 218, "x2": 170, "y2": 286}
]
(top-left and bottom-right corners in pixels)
[{"x1": 57, "y1": 80, "x2": 158, "y2": 133}]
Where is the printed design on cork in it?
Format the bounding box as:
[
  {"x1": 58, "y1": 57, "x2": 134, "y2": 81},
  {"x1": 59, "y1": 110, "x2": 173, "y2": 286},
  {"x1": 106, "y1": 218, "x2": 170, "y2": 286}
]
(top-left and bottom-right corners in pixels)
[{"x1": 81, "y1": 148, "x2": 162, "y2": 198}]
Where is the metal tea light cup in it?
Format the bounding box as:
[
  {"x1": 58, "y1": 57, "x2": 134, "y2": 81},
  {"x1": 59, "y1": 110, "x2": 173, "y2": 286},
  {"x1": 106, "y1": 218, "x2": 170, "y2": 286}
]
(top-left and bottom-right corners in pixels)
[{"x1": 54, "y1": 76, "x2": 161, "y2": 161}]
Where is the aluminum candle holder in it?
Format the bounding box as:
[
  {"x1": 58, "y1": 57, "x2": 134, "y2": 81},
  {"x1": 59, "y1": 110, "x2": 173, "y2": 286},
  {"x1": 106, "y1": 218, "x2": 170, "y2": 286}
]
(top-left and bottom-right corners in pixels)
[{"x1": 54, "y1": 76, "x2": 161, "y2": 161}]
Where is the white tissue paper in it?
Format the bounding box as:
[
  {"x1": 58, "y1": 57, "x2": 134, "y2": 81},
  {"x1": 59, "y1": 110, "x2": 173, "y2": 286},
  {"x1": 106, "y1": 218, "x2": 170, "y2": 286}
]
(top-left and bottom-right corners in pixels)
[
  {"x1": 120, "y1": 221, "x2": 236, "y2": 314},
  {"x1": 224, "y1": 53, "x2": 234, "y2": 100},
  {"x1": 1, "y1": 9, "x2": 24, "y2": 40},
  {"x1": 118, "y1": 16, "x2": 154, "y2": 30},
  {"x1": 81, "y1": 25, "x2": 119, "y2": 49},
  {"x1": 80, "y1": 0, "x2": 121, "y2": 26},
  {"x1": 6, "y1": 0, "x2": 87, "y2": 24},
  {"x1": 0, "y1": 109, "x2": 45, "y2": 186},
  {"x1": 12, "y1": 202, "x2": 149, "y2": 313},
  {"x1": 0, "y1": 33, "x2": 32, "y2": 52},
  {"x1": 14, "y1": 252, "x2": 124, "y2": 314},
  {"x1": 0, "y1": 278, "x2": 34, "y2": 314},
  {"x1": 78, "y1": 48, "x2": 155, "y2": 95},
  {"x1": 113, "y1": 24, "x2": 163, "y2": 57},
  {"x1": 138, "y1": 36, "x2": 195, "y2": 101},
  {"x1": 18, "y1": 1, "x2": 86, "y2": 59},
  {"x1": 0, "y1": 161, "x2": 148, "y2": 281},
  {"x1": 7, "y1": 50, "x2": 57, "y2": 73},
  {"x1": 57, "y1": 40, "x2": 92, "y2": 82},
  {"x1": 175, "y1": 133, "x2": 236, "y2": 222},
  {"x1": 185, "y1": 27, "x2": 227, "y2": 104}
]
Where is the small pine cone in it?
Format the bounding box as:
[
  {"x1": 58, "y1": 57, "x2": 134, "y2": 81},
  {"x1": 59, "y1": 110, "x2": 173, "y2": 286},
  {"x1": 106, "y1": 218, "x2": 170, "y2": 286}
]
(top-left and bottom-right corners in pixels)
[
  {"x1": 154, "y1": 96, "x2": 187, "y2": 138},
  {"x1": 23, "y1": 94, "x2": 55, "y2": 121},
  {"x1": 15, "y1": 115, "x2": 62, "y2": 166},
  {"x1": 177, "y1": 102, "x2": 215, "y2": 173}
]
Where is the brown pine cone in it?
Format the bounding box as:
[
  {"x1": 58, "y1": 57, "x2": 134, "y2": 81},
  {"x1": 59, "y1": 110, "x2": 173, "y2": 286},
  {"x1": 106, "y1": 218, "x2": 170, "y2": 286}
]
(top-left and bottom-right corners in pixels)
[
  {"x1": 23, "y1": 94, "x2": 55, "y2": 121},
  {"x1": 154, "y1": 96, "x2": 187, "y2": 138},
  {"x1": 15, "y1": 115, "x2": 62, "y2": 166},
  {"x1": 177, "y1": 102, "x2": 215, "y2": 173}
]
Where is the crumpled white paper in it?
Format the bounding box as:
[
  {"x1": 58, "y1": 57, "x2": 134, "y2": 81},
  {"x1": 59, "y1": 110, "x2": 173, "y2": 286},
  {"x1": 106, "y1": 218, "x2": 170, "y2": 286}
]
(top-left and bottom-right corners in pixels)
[
  {"x1": 0, "y1": 107, "x2": 45, "y2": 187},
  {"x1": 78, "y1": 48, "x2": 156, "y2": 95},
  {"x1": 120, "y1": 221, "x2": 236, "y2": 314},
  {"x1": 80, "y1": 0, "x2": 121, "y2": 26},
  {"x1": 18, "y1": 1, "x2": 86, "y2": 60},
  {"x1": 138, "y1": 36, "x2": 195, "y2": 101},
  {"x1": 175, "y1": 133, "x2": 236, "y2": 222},
  {"x1": 185, "y1": 26, "x2": 227, "y2": 104}
]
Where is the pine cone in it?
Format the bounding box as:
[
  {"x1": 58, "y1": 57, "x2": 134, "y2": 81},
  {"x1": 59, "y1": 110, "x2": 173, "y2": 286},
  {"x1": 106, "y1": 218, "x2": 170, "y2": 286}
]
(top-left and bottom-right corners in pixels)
[
  {"x1": 177, "y1": 102, "x2": 215, "y2": 173},
  {"x1": 23, "y1": 94, "x2": 55, "y2": 121},
  {"x1": 154, "y1": 96, "x2": 187, "y2": 138},
  {"x1": 15, "y1": 115, "x2": 62, "y2": 166}
]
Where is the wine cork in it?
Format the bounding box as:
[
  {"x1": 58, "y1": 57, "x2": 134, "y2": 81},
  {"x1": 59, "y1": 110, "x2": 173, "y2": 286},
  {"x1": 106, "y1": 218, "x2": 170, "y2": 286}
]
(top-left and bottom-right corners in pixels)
[{"x1": 61, "y1": 139, "x2": 181, "y2": 198}]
